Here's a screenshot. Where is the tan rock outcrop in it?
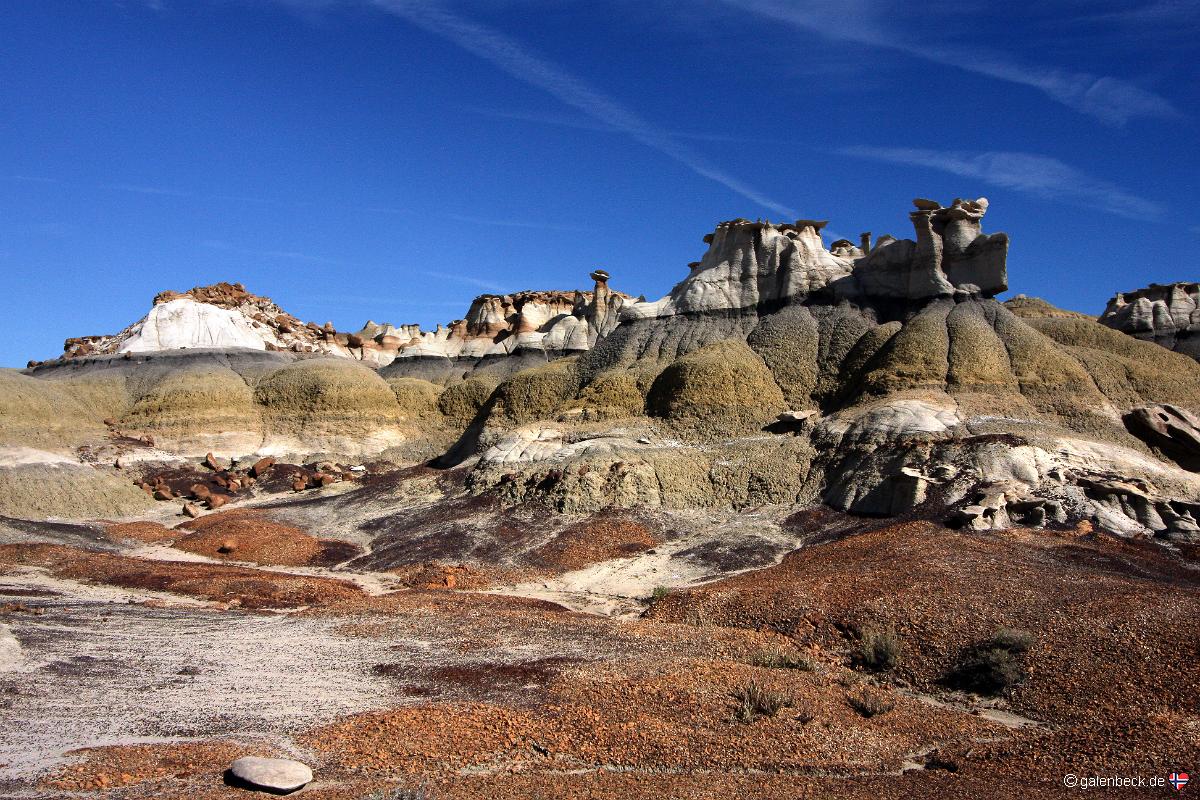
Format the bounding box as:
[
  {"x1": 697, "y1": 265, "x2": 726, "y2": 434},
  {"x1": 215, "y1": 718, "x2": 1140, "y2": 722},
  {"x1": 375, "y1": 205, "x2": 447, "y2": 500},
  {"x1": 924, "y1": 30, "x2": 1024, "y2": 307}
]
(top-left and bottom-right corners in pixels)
[{"x1": 1099, "y1": 282, "x2": 1200, "y2": 359}]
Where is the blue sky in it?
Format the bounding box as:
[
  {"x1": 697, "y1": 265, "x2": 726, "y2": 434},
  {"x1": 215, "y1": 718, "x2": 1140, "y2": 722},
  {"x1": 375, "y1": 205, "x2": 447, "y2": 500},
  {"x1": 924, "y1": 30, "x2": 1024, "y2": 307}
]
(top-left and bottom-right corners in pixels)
[{"x1": 2, "y1": 0, "x2": 1197, "y2": 366}]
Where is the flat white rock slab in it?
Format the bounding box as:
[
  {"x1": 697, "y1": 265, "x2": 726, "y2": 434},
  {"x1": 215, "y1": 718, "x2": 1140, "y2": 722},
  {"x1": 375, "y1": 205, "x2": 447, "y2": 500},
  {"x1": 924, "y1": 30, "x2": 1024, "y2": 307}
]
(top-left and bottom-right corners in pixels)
[{"x1": 229, "y1": 756, "x2": 313, "y2": 793}]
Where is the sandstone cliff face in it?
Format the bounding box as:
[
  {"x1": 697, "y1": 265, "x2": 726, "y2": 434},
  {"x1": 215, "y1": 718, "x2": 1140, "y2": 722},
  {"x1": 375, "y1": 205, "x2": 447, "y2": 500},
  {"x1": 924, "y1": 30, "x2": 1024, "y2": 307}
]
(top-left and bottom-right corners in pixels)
[
  {"x1": 1099, "y1": 282, "x2": 1200, "y2": 360},
  {"x1": 620, "y1": 197, "x2": 1006, "y2": 322}
]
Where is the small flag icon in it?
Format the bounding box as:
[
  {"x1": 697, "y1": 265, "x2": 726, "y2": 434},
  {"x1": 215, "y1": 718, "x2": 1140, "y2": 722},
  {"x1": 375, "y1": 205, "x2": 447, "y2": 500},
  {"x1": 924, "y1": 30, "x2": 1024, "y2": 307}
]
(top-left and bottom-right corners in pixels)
[{"x1": 1169, "y1": 772, "x2": 1190, "y2": 791}]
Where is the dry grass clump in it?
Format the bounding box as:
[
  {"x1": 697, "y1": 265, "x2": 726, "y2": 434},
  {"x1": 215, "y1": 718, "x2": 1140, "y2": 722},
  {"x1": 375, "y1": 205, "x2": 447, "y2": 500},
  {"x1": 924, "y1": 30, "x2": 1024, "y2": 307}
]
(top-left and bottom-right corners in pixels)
[
  {"x1": 846, "y1": 685, "x2": 895, "y2": 718},
  {"x1": 749, "y1": 647, "x2": 816, "y2": 672},
  {"x1": 947, "y1": 627, "x2": 1034, "y2": 695},
  {"x1": 852, "y1": 626, "x2": 903, "y2": 673},
  {"x1": 731, "y1": 682, "x2": 792, "y2": 723},
  {"x1": 646, "y1": 340, "x2": 785, "y2": 435}
]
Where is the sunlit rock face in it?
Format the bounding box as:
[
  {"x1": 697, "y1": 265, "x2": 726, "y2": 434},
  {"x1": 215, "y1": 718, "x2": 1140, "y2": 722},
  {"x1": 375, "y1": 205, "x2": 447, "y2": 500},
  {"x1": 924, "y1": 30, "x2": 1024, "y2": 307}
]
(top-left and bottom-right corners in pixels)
[
  {"x1": 116, "y1": 298, "x2": 272, "y2": 353},
  {"x1": 52, "y1": 276, "x2": 633, "y2": 372},
  {"x1": 621, "y1": 197, "x2": 1007, "y2": 321},
  {"x1": 59, "y1": 282, "x2": 363, "y2": 363},
  {"x1": 1099, "y1": 282, "x2": 1200, "y2": 360},
  {"x1": 390, "y1": 274, "x2": 632, "y2": 364}
]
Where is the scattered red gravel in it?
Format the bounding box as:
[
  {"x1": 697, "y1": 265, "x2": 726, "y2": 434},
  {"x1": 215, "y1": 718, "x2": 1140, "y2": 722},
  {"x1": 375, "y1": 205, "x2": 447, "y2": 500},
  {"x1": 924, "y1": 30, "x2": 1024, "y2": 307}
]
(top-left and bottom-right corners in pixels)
[
  {"x1": 173, "y1": 508, "x2": 359, "y2": 567},
  {"x1": 0, "y1": 543, "x2": 364, "y2": 608}
]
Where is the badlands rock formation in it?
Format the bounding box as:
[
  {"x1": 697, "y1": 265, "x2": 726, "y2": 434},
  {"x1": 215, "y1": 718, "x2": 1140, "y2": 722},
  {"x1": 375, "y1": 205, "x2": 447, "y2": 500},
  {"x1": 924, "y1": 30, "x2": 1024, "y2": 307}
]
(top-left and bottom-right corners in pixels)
[
  {"x1": 6, "y1": 197, "x2": 1200, "y2": 543},
  {"x1": 621, "y1": 197, "x2": 1005, "y2": 322},
  {"x1": 456, "y1": 199, "x2": 1200, "y2": 543},
  {"x1": 3, "y1": 196, "x2": 1197, "y2": 800},
  {"x1": 1099, "y1": 282, "x2": 1200, "y2": 359},
  {"x1": 54, "y1": 276, "x2": 631, "y2": 373}
]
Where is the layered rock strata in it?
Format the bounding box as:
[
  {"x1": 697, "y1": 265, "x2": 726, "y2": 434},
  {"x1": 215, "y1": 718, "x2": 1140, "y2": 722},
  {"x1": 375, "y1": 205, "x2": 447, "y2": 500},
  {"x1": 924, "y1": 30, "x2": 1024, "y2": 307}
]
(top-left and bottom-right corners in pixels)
[
  {"x1": 53, "y1": 276, "x2": 632, "y2": 376},
  {"x1": 621, "y1": 197, "x2": 1006, "y2": 321},
  {"x1": 1099, "y1": 282, "x2": 1200, "y2": 359},
  {"x1": 452, "y1": 199, "x2": 1200, "y2": 543}
]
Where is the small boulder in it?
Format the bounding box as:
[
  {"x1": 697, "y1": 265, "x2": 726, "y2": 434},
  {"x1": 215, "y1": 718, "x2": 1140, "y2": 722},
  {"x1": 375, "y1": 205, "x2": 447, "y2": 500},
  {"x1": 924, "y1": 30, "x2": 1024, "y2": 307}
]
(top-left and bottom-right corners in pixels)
[
  {"x1": 204, "y1": 453, "x2": 221, "y2": 471},
  {"x1": 315, "y1": 473, "x2": 336, "y2": 487},
  {"x1": 190, "y1": 484, "x2": 212, "y2": 501},
  {"x1": 227, "y1": 756, "x2": 312, "y2": 794},
  {"x1": 292, "y1": 477, "x2": 309, "y2": 492},
  {"x1": 153, "y1": 488, "x2": 174, "y2": 501},
  {"x1": 182, "y1": 502, "x2": 201, "y2": 519},
  {"x1": 250, "y1": 457, "x2": 276, "y2": 478},
  {"x1": 207, "y1": 493, "x2": 229, "y2": 510}
]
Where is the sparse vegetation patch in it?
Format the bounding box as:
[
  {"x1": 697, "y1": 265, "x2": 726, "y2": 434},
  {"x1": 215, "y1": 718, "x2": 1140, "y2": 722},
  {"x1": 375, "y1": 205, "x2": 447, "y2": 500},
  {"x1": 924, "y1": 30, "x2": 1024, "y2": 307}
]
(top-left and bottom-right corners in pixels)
[{"x1": 731, "y1": 682, "x2": 793, "y2": 723}]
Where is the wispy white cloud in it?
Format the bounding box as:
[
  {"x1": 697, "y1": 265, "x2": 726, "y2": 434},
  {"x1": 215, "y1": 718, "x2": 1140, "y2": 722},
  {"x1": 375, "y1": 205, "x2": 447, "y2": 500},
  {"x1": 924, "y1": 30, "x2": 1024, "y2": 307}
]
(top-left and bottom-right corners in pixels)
[
  {"x1": 372, "y1": 0, "x2": 798, "y2": 218},
  {"x1": 838, "y1": 146, "x2": 1166, "y2": 221},
  {"x1": 7, "y1": 175, "x2": 63, "y2": 184},
  {"x1": 110, "y1": 183, "x2": 191, "y2": 197},
  {"x1": 365, "y1": 204, "x2": 590, "y2": 231},
  {"x1": 718, "y1": 0, "x2": 1178, "y2": 126},
  {"x1": 200, "y1": 239, "x2": 341, "y2": 264},
  {"x1": 465, "y1": 105, "x2": 806, "y2": 147},
  {"x1": 1076, "y1": 0, "x2": 1199, "y2": 28},
  {"x1": 445, "y1": 213, "x2": 589, "y2": 232},
  {"x1": 418, "y1": 269, "x2": 508, "y2": 294}
]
